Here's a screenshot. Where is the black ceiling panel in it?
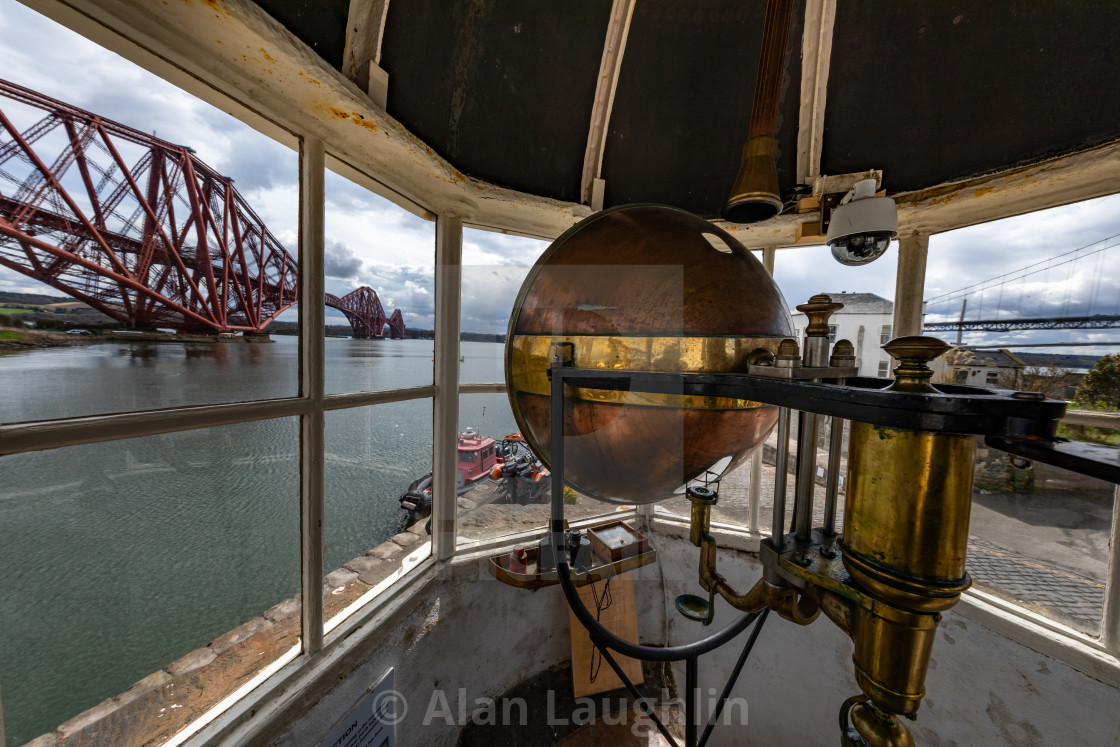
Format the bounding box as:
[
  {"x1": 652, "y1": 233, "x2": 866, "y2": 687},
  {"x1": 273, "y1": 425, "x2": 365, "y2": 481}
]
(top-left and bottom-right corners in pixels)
[
  {"x1": 822, "y1": 1, "x2": 1120, "y2": 194},
  {"x1": 601, "y1": 0, "x2": 804, "y2": 219},
  {"x1": 380, "y1": 0, "x2": 613, "y2": 203},
  {"x1": 252, "y1": 0, "x2": 349, "y2": 69}
]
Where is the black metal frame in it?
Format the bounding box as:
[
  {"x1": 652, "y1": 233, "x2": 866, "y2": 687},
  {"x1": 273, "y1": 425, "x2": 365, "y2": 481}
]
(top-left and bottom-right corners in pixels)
[{"x1": 546, "y1": 364, "x2": 1115, "y2": 747}]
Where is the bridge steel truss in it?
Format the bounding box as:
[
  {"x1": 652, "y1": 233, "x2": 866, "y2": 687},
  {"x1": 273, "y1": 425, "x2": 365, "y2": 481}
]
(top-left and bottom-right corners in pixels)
[
  {"x1": 0, "y1": 78, "x2": 297, "y2": 333},
  {"x1": 325, "y1": 286, "x2": 406, "y2": 339},
  {"x1": 923, "y1": 314, "x2": 1120, "y2": 334}
]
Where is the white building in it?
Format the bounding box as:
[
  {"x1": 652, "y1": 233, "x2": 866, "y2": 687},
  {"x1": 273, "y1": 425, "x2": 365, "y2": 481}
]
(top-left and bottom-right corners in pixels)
[
  {"x1": 933, "y1": 347, "x2": 1027, "y2": 387},
  {"x1": 791, "y1": 292, "x2": 895, "y2": 377}
]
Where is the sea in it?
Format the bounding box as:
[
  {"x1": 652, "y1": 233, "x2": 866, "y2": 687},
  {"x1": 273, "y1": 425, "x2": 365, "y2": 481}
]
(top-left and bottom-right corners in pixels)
[{"x1": 0, "y1": 336, "x2": 518, "y2": 745}]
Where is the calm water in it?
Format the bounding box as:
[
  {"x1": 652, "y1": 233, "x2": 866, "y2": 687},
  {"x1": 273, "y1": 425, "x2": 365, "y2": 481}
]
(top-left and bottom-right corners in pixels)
[{"x1": 0, "y1": 336, "x2": 516, "y2": 745}]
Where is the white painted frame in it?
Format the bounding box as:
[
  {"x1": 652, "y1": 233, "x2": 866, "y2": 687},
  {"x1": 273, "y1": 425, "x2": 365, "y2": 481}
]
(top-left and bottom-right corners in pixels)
[{"x1": 1, "y1": 1, "x2": 1116, "y2": 744}]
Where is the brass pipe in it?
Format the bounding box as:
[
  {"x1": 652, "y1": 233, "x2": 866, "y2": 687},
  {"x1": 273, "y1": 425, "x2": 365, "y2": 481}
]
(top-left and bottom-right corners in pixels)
[{"x1": 722, "y1": 0, "x2": 794, "y2": 223}]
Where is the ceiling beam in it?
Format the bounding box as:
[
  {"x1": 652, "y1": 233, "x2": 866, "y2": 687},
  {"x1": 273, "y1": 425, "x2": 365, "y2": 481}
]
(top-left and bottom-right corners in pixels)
[
  {"x1": 580, "y1": 0, "x2": 636, "y2": 209},
  {"x1": 342, "y1": 0, "x2": 391, "y2": 107},
  {"x1": 795, "y1": 0, "x2": 836, "y2": 186},
  {"x1": 29, "y1": 0, "x2": 590, "y2": 240},
  {"x1": 720, "y1": 138, "x2": 1120, "y2": 249},
  {"x1": 893, "y1": 139, "x2": 1120, "y2": 236}
]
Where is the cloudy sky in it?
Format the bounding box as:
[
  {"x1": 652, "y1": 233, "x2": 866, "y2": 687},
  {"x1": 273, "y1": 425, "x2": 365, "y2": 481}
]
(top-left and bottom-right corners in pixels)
[{"x1": 1, "y1": 1, "x2": 1117, "y2": 351}]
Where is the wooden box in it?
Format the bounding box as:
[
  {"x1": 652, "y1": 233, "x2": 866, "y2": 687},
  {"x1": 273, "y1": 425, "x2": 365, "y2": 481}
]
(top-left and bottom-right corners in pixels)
[{"x1": 587, "y1": 521, "x2": 647, "y2": 563}]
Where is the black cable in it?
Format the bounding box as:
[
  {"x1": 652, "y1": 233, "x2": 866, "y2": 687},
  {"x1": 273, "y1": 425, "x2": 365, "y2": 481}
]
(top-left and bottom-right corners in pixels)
[{"x1": 557, "y1": 561, "x2": 762, "y2": 662}]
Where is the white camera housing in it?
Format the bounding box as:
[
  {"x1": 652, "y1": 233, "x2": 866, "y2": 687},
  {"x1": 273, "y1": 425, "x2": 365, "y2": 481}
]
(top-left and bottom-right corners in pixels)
[{"x1": 825, "y1": 178, "x2": 898, "y2": 266}]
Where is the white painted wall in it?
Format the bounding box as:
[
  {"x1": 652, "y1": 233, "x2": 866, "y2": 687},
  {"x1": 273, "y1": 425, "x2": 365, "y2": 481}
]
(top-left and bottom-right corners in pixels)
[
  {"x1": 268, "y1": 533, "x2": 1120, "y2": 746},
  {"x1": 791, "y1": 312, "x2": 894, "y2": 377}
]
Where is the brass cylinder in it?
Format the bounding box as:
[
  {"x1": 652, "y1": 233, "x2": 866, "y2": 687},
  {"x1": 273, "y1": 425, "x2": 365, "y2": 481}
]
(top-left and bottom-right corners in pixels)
[
  {"x1": 841, "y1": 423, "x2": 974, "y2": 612},
  {"x1": 850, "y1": 605, "x2": 940, "y2": 717}
]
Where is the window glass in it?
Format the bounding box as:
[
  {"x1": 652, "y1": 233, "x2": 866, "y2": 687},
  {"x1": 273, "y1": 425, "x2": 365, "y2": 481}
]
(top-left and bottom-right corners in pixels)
[
  {"x1": 459, "y1": 228, "x2": 548, "y2": 385},
  {"x1": 969, "y1": 446, "x2": 1109, "y2": 635},
  {"x1": 657, "y1": 412, "x2": 829, "y2": 532},
  {"x1": 322, "y1": 159, "x2": 434, "y2": 394},
  {"x1": 878, "y1": 360, "x2": 890, "y2": 377},
  {"x1": 880, "y1": 324, "x2": 892, "y2": 344},
  {"x1": 0, "y1": 2, "x2": 299, "y2": 418},
  {"x1": 774, "y1": 242, "x2": 899, "y2": 379},
  {"x1": 455, "y1": 393, "x2": 621, "y2": 545},
  {"x1": 925, "y1": 194, "x2": 1120, "y2": 633},
  {"x1": 0, "y1": 419, "x2": 300, "y2": 745},
  {"x1": 324, "y1": 399, "x2": 432, "y2": 624}
]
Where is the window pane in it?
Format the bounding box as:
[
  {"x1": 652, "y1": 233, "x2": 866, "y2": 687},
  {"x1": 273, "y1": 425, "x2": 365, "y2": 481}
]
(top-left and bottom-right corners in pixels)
[
  {"x1": 459, "y1": 229, "x2": 548, "y2": 384},
  {"x1": 969, "y1": 440, "x2": 1110, "y2": 635},
  {"x1": 455, "y1": 393, "x2": 620, "y2": 545},
  {"x1": 322, "y1": 161, "x2": 434, "y2": 394},
  {"x1": 777, "y1": 243, "x2": 899, "y2": 378},
  {"x1": 0, "y1": 3, "x2": 299, "y2": 417},
  {"x1": 0, "y1": 419, "x2": 300, "y2": 745},
  {"x1": 325, "y1": 400, "x2": 432, "y2": 623}
]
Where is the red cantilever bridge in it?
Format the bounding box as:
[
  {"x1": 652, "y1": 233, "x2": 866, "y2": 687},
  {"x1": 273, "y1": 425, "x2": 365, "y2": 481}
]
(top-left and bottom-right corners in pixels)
[{"x1": 0, "y1": 78, "x2": 403, "y2": 339}]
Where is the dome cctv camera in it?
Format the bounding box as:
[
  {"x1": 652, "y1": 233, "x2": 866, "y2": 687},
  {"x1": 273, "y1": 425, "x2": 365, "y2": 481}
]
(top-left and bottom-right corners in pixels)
[{"x1": 825, "y1": 178, "x2": 898, "y2": 266}]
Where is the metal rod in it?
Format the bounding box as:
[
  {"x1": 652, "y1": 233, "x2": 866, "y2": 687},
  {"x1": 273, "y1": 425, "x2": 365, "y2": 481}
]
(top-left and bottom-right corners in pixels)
[
  {"x1": 772, "y1": 407, "x2": 791, "y2": 550},
  {"x1": 748, "y1": 448, "x2": 762, "y2": 534},
  {"x1": 698, "y1": 609, "x2": 769, "y2": 747},
  {"x1": 793, "y1": 409, "x2": 820, "y2": 541},
  {"x1": 594, "y1": 645, "x2": 679, "y2": 747},
  {"x1": 686, "y1": 656, "x2": 698, "y2": 747},
  {"x1": 823, "y1": 415, "x2": 844, "y2": 536},
  {"x1": 550, "y1": 367, "x2": 568, "y2": 563}
]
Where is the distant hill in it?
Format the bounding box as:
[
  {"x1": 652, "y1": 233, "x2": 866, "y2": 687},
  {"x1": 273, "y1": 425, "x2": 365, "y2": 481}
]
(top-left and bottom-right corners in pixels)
[
  {"x1": 1017, "y1": 352, "x2": 1101, "y2": 370},
  {"x1": 0, "y1": 290, "x2": 72, "y2": 306},
  {"x1": 268, "y1": 322, "x2": 503, "y2": 342}
]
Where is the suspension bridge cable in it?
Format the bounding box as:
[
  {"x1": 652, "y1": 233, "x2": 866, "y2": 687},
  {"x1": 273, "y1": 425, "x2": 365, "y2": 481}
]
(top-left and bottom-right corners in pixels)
[{"x1": 924, "y1": 232, "x2": 1120, "y2": 304}]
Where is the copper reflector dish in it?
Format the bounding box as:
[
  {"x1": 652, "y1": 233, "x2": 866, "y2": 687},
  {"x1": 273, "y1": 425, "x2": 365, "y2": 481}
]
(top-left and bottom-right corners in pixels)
[{"x1": 505, "y1": 204, "x2": 793, "y2": 504}]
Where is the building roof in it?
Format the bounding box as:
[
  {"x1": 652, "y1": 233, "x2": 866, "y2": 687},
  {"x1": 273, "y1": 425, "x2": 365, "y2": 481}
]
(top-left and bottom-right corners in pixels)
[
  {"x1": 791, "y1": 292, "x2": 893, "y2": 316},
  {"x1": 951, "y1": 348, "x2": 1027, "y2": 369}
]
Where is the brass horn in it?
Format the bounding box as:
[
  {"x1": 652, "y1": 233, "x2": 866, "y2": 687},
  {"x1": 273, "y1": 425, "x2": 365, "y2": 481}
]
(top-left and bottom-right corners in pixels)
[{"x1": 722, "y1": 0, "x2": 793, "y2": 224}]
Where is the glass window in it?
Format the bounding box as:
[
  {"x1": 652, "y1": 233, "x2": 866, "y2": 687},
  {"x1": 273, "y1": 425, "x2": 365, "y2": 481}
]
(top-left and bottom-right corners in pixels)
[
  {"x1": 0, "y1": 420, "x2": 300, "y2": 745},
  {"x1": 325, "y1": 400, "x2": 432, "y2": 625},
  {"x1": 459, "y1": 228, "x2": 548, "y2": 385},
  {"x1": 455, "y1": 393, "x2": 621, "y2": 546},
  {"x1": 969, "y1": 443, "x2": 1110, "y2": 635},
  {"x1": 880, "y1": 324, "x2": 892, "y2": 344},
  {"x1": 954, "y1": 369, "x2": 968, "y2": 383},
  {"x1": 0, "y1": 11, "x2": 299, "y2": 419},
  {"x1": 323, "y1": 160, "x2": 434, "y2": 395},
  {"x1": 986, "y1": 371, "x2": 999, "y2": 385},
  {"x1": 878, "y1": 360, "x2": 890, "y2": 377}
]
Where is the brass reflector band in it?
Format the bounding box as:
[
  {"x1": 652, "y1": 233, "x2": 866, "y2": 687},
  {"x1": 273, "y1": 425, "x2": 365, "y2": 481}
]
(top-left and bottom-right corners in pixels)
[{"x1": 509, "y1": 334, "x2": 784, "y2": 409}]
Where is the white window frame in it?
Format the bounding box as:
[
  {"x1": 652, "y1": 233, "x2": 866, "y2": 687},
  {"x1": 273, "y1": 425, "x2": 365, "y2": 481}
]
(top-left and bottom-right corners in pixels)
[{"x1": 3, "y1": 2, "x2": 1116, "y2": 743}]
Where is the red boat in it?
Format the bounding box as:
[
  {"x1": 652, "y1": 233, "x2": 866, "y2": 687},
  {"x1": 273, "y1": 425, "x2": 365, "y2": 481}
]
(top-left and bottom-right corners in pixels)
[
  {"x1": 399, "y1": 430, "x2": 539, "y2": 513},
  {"x1": 455, "y1": 427, "x2": 499, "y2": 488}
]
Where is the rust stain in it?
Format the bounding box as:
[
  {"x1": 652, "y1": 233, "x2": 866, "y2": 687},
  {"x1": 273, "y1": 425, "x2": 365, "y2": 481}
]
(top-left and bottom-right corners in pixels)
[
  {"x1": 322, "y1": 106, "x2": 379, "y2": 132},
  {"x1": 259, "y1": 47, "x2": 275, "y2": 63}
]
